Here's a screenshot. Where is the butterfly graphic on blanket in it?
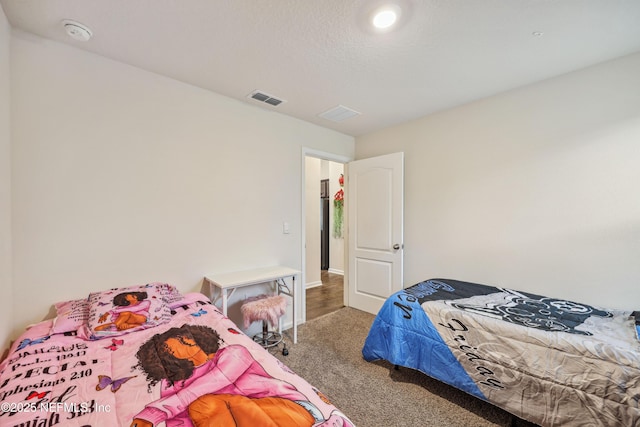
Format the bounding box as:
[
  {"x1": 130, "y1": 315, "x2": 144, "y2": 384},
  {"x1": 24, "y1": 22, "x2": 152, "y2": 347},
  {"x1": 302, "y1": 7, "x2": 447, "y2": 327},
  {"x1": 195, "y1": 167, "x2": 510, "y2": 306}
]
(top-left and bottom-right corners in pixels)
[
  {"x1": 104, "y1": 338, "x2": 124, "y2": 351},
  {"x1": 96, "y1": 375, "x2": 137, "y2": 392},
  {"x1": 25, "y1": 390, "x2": 50, "y2": 400},
  {"x1": 17, "y1": 335, "x2": 50, "y2": 350},
  {"x1": 191, "y1": 308, "x2": 207, "y2": 317}
]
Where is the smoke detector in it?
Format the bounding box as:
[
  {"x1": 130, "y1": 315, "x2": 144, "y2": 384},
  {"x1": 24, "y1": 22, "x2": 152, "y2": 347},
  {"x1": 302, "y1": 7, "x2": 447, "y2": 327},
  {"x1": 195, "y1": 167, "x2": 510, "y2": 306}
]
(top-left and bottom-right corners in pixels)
[{"x1": 62, "y1": 20, "x2": 93, "y2": 41}]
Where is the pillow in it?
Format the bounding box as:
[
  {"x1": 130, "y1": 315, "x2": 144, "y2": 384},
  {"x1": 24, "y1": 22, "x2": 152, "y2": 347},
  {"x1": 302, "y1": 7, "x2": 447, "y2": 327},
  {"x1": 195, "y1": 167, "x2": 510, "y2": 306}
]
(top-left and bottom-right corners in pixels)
[
  {"x1": 50, "y1": 298, "x2": 90, "y2": 335},
  {"x1": 169, "y1": 292, "x2": 210, "y2": 309},
  {"x1": 150, "y1": 282, "x2": 184, "y2": 305},
  {"x1": 86, "y1": 283, "x2": 173, "y2": 339}
]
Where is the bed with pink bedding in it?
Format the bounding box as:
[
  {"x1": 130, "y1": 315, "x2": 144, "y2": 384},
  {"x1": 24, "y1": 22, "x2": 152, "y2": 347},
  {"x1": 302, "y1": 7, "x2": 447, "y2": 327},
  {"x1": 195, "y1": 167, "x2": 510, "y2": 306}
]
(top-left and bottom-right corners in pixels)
[{"x1": 0, "y1": 284, "x2": 353, "y2": 427}]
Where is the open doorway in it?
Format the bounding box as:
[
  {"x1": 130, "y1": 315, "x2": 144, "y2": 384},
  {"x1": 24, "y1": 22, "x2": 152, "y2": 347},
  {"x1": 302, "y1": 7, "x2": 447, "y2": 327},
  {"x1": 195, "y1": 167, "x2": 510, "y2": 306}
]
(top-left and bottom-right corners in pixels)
[{"x1": 302, "y1": 149, "x2": 350, "y2": 322}]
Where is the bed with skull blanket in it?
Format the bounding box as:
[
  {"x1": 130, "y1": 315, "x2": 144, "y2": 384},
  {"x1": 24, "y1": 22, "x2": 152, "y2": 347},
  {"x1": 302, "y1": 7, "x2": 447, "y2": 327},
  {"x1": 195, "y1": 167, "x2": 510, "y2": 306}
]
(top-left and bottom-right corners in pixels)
[
  {"x1": 362, "y1": 278, "x2": 640, "y2": 426},
  {"x1": 0, "y1": 286, "x2": 353, "y2": 427}
]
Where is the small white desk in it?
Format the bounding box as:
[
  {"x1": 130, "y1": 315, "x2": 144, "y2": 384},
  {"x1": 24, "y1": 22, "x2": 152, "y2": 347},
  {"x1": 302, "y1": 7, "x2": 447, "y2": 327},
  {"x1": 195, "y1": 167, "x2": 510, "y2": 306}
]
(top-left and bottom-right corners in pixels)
[{"x1": 205, "y1": 266, "x2": 300, "y2": 343}]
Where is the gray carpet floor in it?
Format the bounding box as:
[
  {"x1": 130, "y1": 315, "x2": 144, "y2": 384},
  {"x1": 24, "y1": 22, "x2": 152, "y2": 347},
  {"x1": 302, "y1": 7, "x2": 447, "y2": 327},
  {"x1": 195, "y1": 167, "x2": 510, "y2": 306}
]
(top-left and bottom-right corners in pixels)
[{"x1": 274, "y1": 307, "x2": 539, "y2": 427}]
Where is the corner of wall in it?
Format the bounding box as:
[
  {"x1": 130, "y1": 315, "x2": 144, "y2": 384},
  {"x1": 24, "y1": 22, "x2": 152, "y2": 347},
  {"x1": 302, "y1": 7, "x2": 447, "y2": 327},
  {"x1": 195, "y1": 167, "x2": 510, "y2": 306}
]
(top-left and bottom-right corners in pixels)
[{"x1": 0, "y1": 5, "x2": 13, "y2": 352}]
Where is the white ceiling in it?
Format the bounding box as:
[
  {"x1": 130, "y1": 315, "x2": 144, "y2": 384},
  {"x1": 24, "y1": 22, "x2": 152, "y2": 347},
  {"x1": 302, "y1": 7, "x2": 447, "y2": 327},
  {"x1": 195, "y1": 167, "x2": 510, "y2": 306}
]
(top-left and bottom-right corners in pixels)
[{"x1": 2, "y1": 0, "x2": 640, "y2": 137}]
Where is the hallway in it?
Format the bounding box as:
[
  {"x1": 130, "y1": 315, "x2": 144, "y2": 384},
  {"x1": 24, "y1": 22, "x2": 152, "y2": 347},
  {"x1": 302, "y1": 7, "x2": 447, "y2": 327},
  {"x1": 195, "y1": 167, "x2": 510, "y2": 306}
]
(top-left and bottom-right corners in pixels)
[{"x1": 306, "y1": 271, "x2": 344, "y2": 321}]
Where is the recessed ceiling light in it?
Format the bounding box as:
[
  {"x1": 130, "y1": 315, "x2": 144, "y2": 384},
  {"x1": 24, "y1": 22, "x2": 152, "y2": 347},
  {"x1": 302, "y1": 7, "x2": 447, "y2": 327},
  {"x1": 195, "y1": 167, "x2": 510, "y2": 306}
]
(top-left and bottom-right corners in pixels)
[
  {"x1": 373, "y1": 10, "x2": 396, "y2": 28},
  {"x1": 372, "y1": 5, "x2": 401, "y2": 30},
  {"x1": 532, "y1": 31, "x2": 544, "y2": 37}
]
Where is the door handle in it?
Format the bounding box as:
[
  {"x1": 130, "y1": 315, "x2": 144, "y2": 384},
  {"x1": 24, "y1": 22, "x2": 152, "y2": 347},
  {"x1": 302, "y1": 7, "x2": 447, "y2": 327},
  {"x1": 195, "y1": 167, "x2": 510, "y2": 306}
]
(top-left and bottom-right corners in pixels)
[{"x1": 393, "y1": 244, "x2": 401, "y2": 250}]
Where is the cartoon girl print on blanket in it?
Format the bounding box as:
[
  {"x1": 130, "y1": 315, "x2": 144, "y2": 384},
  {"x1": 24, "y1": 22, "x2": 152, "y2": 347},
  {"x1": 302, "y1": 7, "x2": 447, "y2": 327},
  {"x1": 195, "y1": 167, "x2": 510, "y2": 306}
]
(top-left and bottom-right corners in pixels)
[
  {"x1": 95, "y1": 291, "x2": 151, "y2": 331},
  {"x1": 130, "y1": 324, "x2": 353, "y2": 427}
]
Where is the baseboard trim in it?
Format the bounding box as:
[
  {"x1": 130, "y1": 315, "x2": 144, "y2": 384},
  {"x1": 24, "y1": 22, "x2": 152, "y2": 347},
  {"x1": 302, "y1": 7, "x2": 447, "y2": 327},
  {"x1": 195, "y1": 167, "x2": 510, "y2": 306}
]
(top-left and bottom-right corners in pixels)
[
  {"x1": 281, "y1": 318, "x2": 304, "y2": 331},
  {"x1": 306, "y1": 281, "x2": 322, "y2": 289},
  {"x1": 328, "y1": 268, "x2": 344, "y2": 275}
]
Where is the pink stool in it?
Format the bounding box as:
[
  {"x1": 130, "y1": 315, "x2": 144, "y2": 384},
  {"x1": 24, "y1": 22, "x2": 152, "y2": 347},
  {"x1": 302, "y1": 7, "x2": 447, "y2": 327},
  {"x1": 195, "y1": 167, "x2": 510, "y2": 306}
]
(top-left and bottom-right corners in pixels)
[{"x1": 241, "y1": 294, "x2": 288, "y2": 351}]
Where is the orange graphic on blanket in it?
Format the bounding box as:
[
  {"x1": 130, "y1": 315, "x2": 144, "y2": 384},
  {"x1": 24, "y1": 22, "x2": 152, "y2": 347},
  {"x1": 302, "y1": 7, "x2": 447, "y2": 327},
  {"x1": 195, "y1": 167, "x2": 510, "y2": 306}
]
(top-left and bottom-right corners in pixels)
[
  {"x1": 95, "y1": 292, "x2": 150, "y2": 331},
  {"x1": 130, "y1": 324, "x2": 354, "y2": 427}
]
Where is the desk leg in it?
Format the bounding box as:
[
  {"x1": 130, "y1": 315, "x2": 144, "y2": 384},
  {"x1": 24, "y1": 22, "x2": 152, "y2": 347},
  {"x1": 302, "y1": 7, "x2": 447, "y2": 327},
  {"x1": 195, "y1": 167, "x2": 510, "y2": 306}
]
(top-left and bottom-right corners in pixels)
[
  {"x1": 276, "y1": 276, "x2": 298, "y2": 344},
  {"x1": 276, "y1": 279, "x2": 282, "y2": 338},
  {"x1": 293, "y1": 275, "x2": 297, "y2": 344},
  {"x1": 222, "y1": 289, "x2": 228, "y2": 317}
]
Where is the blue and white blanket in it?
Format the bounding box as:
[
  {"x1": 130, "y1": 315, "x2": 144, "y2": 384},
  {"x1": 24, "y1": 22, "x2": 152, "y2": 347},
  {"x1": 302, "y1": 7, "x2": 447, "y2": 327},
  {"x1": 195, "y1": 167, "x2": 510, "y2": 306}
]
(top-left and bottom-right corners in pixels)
[{"x1": 362, "y1": 279, "x2": 640, "y2": 426}]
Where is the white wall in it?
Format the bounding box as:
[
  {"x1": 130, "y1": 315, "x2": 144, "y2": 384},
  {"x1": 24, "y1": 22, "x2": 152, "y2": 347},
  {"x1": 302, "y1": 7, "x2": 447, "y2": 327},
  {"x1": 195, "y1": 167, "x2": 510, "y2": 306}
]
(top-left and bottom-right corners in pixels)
[
  {"x1": 305, "y1": 157, "x2": 321, "y2": 287},
  {"x1": 356, "y1": 52, "x2": 640, "y2": 311},
  {"x1": 9, "y1": 30, "x2": 354, "y2": 337},
  {"x1": 0, "y1": 6, "x2": 12, "y2": 351}
]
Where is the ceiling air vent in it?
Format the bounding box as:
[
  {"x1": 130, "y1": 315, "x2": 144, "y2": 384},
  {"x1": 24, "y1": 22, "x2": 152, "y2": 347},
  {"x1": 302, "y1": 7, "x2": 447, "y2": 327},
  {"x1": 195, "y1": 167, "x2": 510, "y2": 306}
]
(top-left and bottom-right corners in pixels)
[
  {"x1": 248, "y1": 90, "x2": 285, "y2": 107},
  {"x1": 318, "y1": 105, "x2": 361, "y2": 122}
]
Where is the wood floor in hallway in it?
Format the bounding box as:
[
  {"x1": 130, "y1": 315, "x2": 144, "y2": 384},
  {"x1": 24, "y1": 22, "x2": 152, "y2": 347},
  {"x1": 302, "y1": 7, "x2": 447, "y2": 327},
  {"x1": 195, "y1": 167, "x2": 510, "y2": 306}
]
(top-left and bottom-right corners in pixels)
[{"x1": 306, "y1": 270, "x2": 344, "y2": 321}]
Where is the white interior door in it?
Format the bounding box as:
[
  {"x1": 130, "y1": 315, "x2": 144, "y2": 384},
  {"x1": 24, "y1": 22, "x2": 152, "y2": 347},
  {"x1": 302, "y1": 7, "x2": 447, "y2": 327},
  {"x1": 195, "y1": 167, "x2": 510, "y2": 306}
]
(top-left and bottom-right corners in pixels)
[{"x1": 347, "y1": 152, "x2": 404, "y2": 314}]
